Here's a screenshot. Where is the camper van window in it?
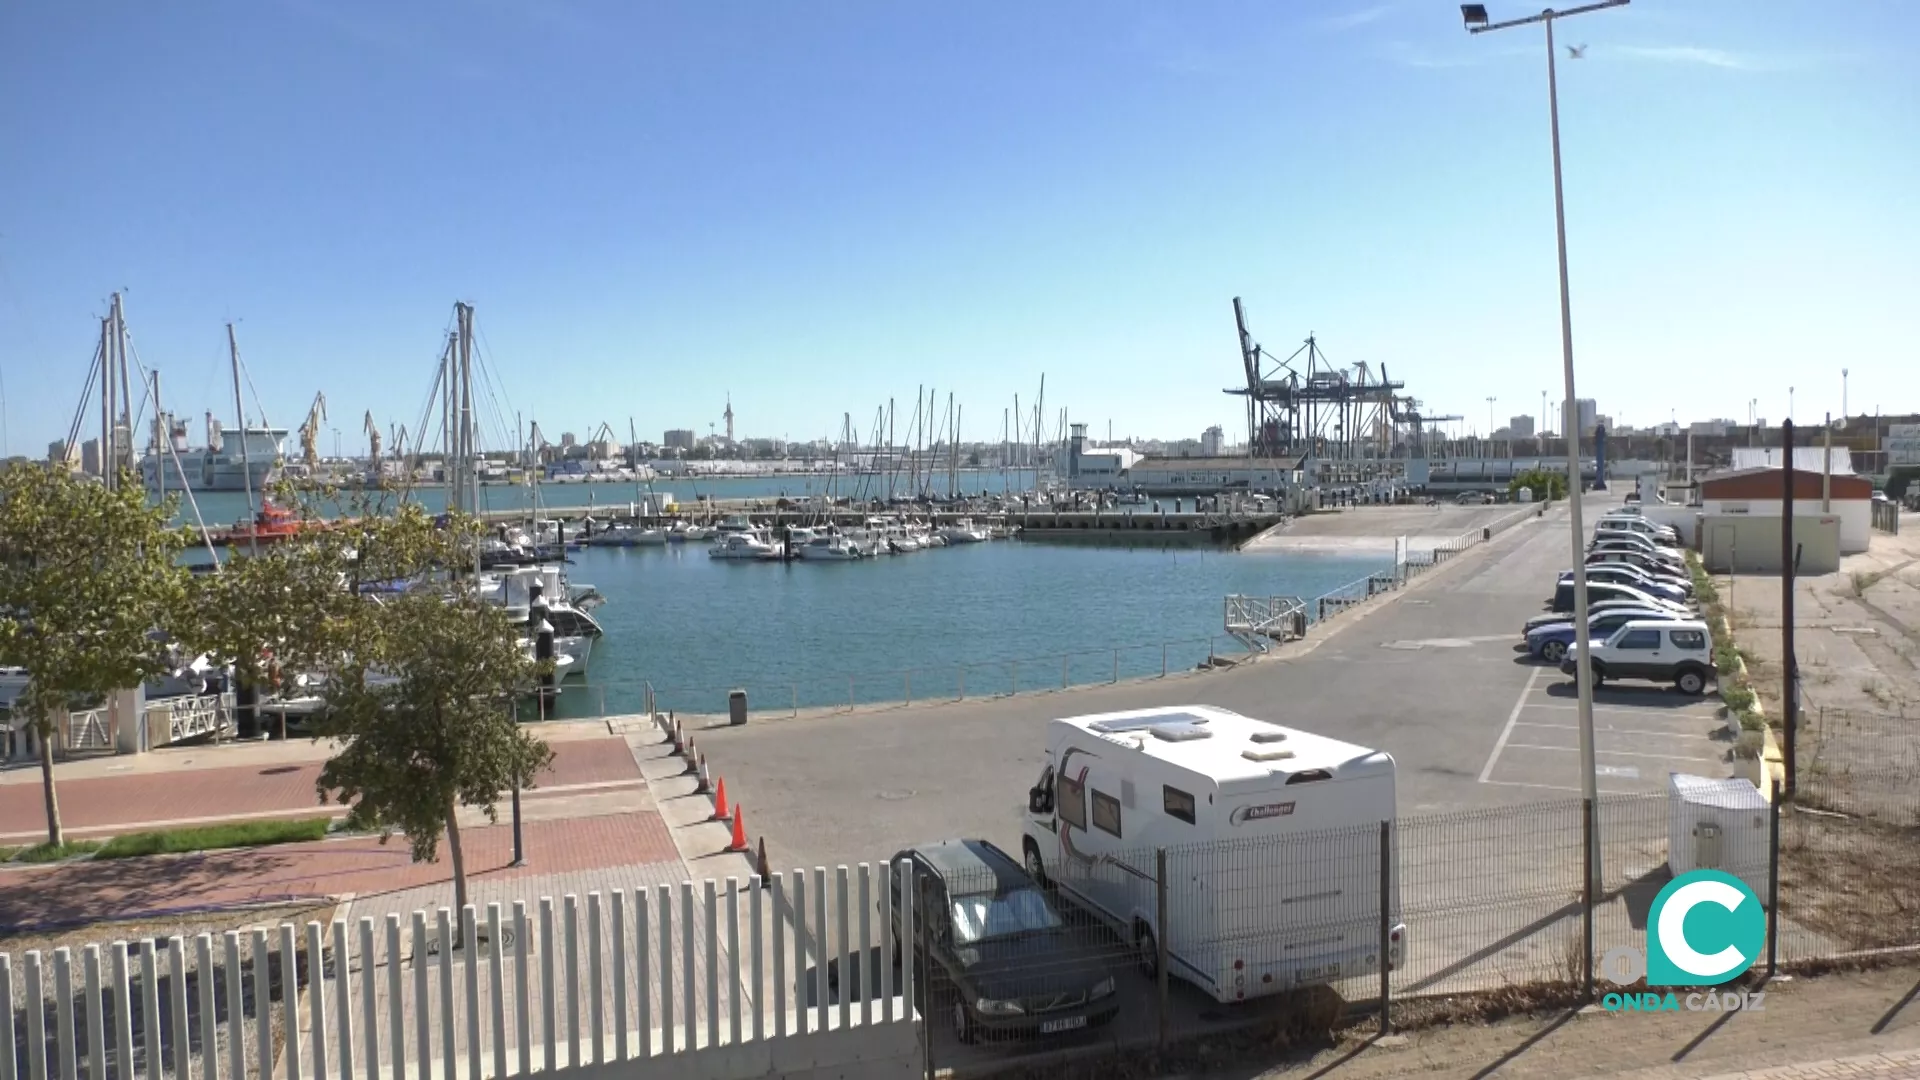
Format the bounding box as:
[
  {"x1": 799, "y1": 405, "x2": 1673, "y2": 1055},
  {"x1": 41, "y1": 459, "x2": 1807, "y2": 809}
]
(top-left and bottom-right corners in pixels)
[
  {"x1": 1056, "y1": 772, "x2": 1088, "y2": 830},
  {"x1": 1091, "y1": 789, "x2": 1123, "y2": 838},
  {"x1": 1163, "y1": 785, "x2": 1196, "y2": 825}
]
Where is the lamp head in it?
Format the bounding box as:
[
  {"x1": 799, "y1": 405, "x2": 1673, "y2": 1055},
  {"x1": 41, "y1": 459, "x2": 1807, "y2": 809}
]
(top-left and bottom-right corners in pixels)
[{"x1": 1461, "y1": 4, "x2": 1490, "y2": 27}]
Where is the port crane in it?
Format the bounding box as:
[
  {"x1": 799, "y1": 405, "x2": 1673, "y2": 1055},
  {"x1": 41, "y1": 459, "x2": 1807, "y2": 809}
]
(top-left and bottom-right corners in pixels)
[
  {"x1": 364, "y1": 410, "x2": 382, "y2": 473},
  {"x1": 298, "y1": 392, "x2": 327, "y2": 469}
]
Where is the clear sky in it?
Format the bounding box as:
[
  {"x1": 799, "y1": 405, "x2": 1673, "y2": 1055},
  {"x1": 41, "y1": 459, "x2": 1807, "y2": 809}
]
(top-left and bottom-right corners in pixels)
[{"x1": 2, "y1": 1, "x2": 1913, "y2": 459}]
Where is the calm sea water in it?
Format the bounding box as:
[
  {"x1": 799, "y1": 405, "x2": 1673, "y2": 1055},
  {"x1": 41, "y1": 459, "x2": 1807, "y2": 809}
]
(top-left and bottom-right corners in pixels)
[
  {"x1": 553, "y1": 542, "x2": 1389, "y2": 718},
  {"x1": 164, "y1": 476, "x2": 1386, "y2": 719}
]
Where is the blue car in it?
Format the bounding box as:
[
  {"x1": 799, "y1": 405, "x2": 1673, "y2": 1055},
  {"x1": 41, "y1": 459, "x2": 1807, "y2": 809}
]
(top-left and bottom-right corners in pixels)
[
  {"x1": 1557, "y1": 566, "x2": 1689, "y2": 605},
  {"x1": 1528, "y1": 607, "x2": 1684, "y2": 663}
]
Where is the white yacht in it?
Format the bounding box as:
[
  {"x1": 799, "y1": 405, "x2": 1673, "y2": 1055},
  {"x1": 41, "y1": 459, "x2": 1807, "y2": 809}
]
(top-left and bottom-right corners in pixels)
[
  {"x1": 797, "y1": 532, "x2": 863, "y2": 561},
  {"x1": 709, "y1": 531, "x2": 780, "y2": 560},
  {"x1": 939, "y1": 518, "x2": 989, "y2": 544}
]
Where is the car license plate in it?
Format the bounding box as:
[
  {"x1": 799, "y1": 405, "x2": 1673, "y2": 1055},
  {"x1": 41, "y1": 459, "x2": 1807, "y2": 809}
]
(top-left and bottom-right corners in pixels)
[
  {"x1": 1299, "y1": 964, "x2": 1342, "y2": 984},
  {"x1": 1040, "y1": 1016, "x2": 1087, "y2": 1034}
]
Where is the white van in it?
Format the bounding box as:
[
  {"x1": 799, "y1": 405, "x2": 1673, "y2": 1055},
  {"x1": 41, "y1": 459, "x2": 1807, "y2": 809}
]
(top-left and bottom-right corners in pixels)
[{"x1": 1021, "y1": 705, "x2": 1403, "y2": 1003}]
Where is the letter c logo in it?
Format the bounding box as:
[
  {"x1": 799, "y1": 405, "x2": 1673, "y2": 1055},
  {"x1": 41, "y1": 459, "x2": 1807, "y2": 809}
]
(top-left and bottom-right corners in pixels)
[
  {"x1": 1646, "y1": 870, "x2": 1764, "y2": 987},
  {"x1": 1657, "y1": 879, "x2": 1749, "y2": 979}
]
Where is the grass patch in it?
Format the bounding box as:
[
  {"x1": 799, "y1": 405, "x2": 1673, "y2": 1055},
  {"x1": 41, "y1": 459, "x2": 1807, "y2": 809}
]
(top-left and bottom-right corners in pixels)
[
  {"x1": 10, "y1": 840, "x2": 104, "y2": 864},
  {"x1": 93, "y1": 817, "x2": 333, "y2": 860}
]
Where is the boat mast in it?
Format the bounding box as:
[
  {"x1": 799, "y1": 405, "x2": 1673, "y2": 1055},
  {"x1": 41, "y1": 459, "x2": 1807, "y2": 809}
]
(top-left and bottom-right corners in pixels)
[
  {"x1": 151, "y1": 370, "x2": 164, "y2": 501},
  {"x1": 98, "y1": 315, "x2": 112, "y2": 488},
  {"x1": 228, "y1": 322, "x2": 258, "y2": 556},
  {"x1": 114, "y1": 295, "x2": 132, "y2": 479},
  {"x1": 887, "y1": 398, "x2": 896, "y2": 502}
]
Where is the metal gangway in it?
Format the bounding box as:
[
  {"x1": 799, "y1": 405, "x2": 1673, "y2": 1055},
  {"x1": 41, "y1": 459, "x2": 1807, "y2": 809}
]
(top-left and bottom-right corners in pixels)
[{"x1": 1224, "y1": 594, "x2": 1308, "y2": 653}]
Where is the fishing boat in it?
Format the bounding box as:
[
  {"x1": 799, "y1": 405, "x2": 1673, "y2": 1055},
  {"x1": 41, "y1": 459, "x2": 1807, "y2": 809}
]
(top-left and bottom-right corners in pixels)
[{"x1": 939, "y1": 517, "x2": 989, "y2": 544}]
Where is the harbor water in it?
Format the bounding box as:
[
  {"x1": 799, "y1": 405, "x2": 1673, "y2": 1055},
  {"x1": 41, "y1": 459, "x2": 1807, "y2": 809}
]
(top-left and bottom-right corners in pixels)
[
  {"x1": 163, "y1": 478, "x2": 1389, "y2": 720},
  {"x1": 550, "y1": 541, "x2": 1389, "y2": 718}
]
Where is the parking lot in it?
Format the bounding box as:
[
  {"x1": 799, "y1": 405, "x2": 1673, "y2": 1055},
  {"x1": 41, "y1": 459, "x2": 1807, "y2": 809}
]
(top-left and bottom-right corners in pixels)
[{"x1": 1480, "y1": 662, "x2": 1735, "y2": 796}]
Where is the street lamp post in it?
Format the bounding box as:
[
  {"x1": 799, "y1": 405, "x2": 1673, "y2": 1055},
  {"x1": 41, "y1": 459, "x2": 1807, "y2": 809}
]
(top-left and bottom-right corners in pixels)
[
  {"x1": 1464, "y1": 0, "x2": 1626, "y2": 894},
  {"x1": 1842, "y1": 368, "x2": 1849, "y2": 422}
]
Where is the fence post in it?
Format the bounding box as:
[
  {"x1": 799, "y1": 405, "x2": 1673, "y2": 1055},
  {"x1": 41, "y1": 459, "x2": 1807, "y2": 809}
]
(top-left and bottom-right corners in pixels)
[
  {"x1": 1161, "y1": 643, "x2": 1168, "y2": 678},
  {"x1": 1155, "y1": 847, "x2": 1170, "y2": 1050},
  {"x1": 791, "y1": 684, "x2": 797, "y2": 718},
  {"x1": 958, "y1": 665, "x2": 965, "y2": 701},
  {"x1": 848, "y1": 675, "x2": 855, "y2": 713},
  {"x1": 1009, "y1": 660, "x2": 1018, "y2": 696},
  {"x1": 1768, "y1": 779, "x2": 1781, "y2": 978},
  {"x1": 1061, "y1": 655, "x2": 1069, "y2": 690},
  {"x1": 1112, "y1": 648, "x2": 1119, "y2": 683},
  {"x1": 1378, "y1": 820, "x2": 1391, "y2": 1036},
  {"x1": 920, "y1": 875, "x2": 936, "y2": 1080},
  {"x1": 1582, "y1": 798, "x2": 1595, "y2": 1002},
  {"x1": 905, "y1": 670, "x2": 911, "y2": 706}
]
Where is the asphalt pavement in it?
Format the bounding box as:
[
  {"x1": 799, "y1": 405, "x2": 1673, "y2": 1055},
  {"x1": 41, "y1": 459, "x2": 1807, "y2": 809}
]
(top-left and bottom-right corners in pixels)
[{"x1": 686, "y1": 494, "x2": 1737, "y2": 873}]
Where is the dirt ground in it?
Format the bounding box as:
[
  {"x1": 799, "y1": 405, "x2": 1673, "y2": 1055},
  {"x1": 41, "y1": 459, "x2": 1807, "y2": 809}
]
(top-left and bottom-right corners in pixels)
[{"x1": 0, "y1": 901, "x2": 337, "y2": 958}]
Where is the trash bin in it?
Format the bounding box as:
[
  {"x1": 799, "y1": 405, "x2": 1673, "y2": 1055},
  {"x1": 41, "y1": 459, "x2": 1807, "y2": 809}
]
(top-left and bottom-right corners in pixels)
[
  {"x1": 1482, "y1": 527, "x2": 1492, "y2": 541},
  {"x1": 729, "y1": 689, "x2": 748, "y2": 726}
]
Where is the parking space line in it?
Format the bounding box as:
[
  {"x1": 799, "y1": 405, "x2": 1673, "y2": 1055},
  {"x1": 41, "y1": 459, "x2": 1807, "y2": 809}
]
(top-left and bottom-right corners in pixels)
[
  {"x1": 1522, "y1": 702, "x2": 1720, "y2": 717},
  {"x1": 1478, "y1": 666, "x2": 1542, "y2": 784},
  {"x1": 1481, "y1": 778, "x2": 1645, "y2": 797},
  {"x1": 1504, "y1": 743, "x2": 1725, "y2": 765},
  {"x1": 1514, "y1": 721, "x2": 1713, "y2": 739}
]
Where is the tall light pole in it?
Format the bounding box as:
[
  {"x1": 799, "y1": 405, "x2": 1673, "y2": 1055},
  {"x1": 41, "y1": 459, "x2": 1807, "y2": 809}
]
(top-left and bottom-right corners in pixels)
[
  {"x1": 1464, "y1": 0, "x2": 1624, "y2": 894},
  {"x1": 1789, "y1": 386, "x2": 1796, "y2": 425},
  {"x1": 1841, "y1": 368, "x2": 1849, "y2": 422},
  {"x1": 1541, "y1": 389, "x2": 1549, "y2": 440}
]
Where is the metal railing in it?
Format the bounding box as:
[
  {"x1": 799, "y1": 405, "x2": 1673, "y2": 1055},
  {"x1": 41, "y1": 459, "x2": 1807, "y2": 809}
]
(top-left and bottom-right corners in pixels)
[
  {"x1": 1223, "y1": 595, "x2": 1307, "y2": 652},
  {"x1": 1870, "y1": 499, "x2": 1900, "y2": 534},
  {"x1": 60, "y1": 708, "x2": 111, "y2": 753}
]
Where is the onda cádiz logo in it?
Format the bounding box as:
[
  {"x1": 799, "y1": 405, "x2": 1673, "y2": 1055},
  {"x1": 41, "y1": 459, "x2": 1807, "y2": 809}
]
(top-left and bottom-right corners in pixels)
[{"x1": 1600, "y1": 869, "x2": 1768, "y2": 1014}]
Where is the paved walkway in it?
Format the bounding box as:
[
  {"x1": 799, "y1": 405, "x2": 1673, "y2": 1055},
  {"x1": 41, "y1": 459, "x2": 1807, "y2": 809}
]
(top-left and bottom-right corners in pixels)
[{"x1": 0, "y1": 727, "x2": 635, "y2": 841}]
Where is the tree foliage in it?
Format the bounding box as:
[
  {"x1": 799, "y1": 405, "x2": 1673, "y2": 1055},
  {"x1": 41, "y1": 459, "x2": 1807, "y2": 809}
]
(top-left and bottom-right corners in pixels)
[
  {"x1": 0, "y1": 467, "x2": 189, "y2": 844},
  {"x1": 1509, "y1": 468, "x2": 1568, "y2": 503},
  {"x1": 312, "y1": 576, "x2": 551, "y2": 914}
]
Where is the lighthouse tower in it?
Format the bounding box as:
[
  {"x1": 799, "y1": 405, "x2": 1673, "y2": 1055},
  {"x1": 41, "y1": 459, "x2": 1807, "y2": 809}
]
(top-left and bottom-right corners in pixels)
[{"x1": 724, "y1": 394, "x2": 735, "y2": 443}]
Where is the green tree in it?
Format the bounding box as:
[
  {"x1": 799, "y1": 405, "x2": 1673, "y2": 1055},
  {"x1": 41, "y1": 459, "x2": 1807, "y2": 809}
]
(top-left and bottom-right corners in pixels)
[
  {"x1": 1509, "y1": 468, "x2": 1568, "y2": 503},
  {"x1": 313, "y1": 583, "x2": 551, "y2": 915},
  {"x1": 0, "y1": 467, "x2": 189, "y2": 845},
  {"x1": 182, "y1": 486, "x2": 458, "y2": 737}
]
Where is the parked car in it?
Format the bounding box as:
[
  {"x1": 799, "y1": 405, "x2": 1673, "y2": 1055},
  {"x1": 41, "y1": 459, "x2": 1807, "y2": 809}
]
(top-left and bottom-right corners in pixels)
[
  {"x1": 1588, "y1": 548, "x2": 1692, "y2": 581},
  {"x1": 1559, "y1": 565, "x2": 1690, "y2": 603},
  {"x1": 1596, "y1": 515, "x2": 1681, "y2": 544},
  {"x1": 1593, "y1": 526, "x2": 1680, "y2": 553},
  {"x1": 885, "y1": 839, "x2": 1119, "y2": 1043},
  {"x1": 1549, "y1": 579, "x2": 1690, "y2": 614},
  {"x1": 1521, "y1": 595, "x2": 1690, "y2": 638},
  {"x1": 1527, "y1": 606, "x2": 1685, "y2": 663},
  {"x1": 1589, "y1": 539, "x2": 1687, "y2": 573},
  {"x1": 1560, "y1": 619, "x2": 1715, "y2": 694}
]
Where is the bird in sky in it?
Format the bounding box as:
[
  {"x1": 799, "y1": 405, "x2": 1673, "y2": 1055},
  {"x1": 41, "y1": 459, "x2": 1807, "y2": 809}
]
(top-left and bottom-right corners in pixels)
[{"x1": 1566, "y1": 43, "x2": 1588, "y2": 59}]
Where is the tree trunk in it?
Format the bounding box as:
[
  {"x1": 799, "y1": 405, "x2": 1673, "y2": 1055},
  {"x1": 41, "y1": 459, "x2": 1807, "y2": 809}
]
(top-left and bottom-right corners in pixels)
[
  {"x1": 38, "y1": 718, "x2": 64, "y2": 848},
  {"x1": 446, "y1": 797, "x2": 469, "y2": 920}
]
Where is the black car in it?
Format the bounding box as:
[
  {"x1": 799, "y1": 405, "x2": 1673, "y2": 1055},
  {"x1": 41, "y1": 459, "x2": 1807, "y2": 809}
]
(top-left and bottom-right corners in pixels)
[{"x1": 886, "y1": 839, "x2": 1119, "y2": 1043}]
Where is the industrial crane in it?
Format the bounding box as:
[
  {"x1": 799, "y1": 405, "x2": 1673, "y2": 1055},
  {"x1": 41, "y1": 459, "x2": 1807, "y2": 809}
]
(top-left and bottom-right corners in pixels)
[
  {"x1": 364, "y1": 411, "x2": 382, "y2": 474},
  {"x1": 298, "y1": 392, "x2": 327, "y2": 469}
]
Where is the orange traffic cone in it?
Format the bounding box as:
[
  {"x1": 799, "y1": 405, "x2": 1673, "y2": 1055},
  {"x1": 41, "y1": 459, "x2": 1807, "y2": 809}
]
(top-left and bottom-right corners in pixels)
[
  {"x1": 727, "y1": 807, "x2": 749, "y2": 853},
  {"x1": 711, "y1": 776, "x2": 731, "y2": 821}
]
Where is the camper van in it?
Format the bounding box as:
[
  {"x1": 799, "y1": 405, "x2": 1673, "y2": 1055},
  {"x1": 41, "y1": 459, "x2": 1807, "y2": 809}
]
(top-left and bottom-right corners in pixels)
[{"x1": 1021, "y1": 705, "x2": 1403, "y2": 1004}]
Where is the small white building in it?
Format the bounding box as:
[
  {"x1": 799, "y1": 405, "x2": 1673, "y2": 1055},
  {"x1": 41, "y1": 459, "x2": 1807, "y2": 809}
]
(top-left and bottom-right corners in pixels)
[{"x1": 1698, "y1": 465, "x2": 1872, "y2": 555}]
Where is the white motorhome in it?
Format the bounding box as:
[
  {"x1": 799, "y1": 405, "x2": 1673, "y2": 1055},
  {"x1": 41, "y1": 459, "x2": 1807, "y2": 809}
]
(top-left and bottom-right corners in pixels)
[{"x1": 1020, "y1": 705, "x2": 1403, "y2": 1004}]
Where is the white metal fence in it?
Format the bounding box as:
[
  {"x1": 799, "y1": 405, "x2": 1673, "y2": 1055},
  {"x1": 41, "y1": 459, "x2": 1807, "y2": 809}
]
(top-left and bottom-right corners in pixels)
[{"x1": 3, "y1": 865, "x2": 922, "y2": 1080}]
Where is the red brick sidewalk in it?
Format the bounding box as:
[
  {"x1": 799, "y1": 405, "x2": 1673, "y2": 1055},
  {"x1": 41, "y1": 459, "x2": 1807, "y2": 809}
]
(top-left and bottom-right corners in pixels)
[
  {"x1": 0, "y1": 736, "x2": 637, "y2": 839},
  {"x1": 0, "y1": 809, "x2": 678, "y2": 931}
]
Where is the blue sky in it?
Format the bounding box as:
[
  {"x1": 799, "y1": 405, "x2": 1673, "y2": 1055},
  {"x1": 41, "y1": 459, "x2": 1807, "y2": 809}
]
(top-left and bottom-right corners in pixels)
[{"x1": 2, "y1": 1, "x2": 1913, "y2": 458}]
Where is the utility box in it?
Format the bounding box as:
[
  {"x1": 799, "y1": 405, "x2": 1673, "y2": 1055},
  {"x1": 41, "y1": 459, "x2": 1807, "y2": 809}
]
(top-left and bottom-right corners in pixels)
[
  {"x1": 1668, "y1": 773, "x2": 1769, "y2": 898},
  {"x1": 728, "y1": 689, "x2": 748, "y2": 726}
]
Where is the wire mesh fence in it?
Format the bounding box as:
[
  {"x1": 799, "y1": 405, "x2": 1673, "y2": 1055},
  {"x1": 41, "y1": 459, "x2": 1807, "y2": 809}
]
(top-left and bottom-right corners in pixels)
[{"x1": 1797, "y1": 705, "x2": 1920, "y2": 826}]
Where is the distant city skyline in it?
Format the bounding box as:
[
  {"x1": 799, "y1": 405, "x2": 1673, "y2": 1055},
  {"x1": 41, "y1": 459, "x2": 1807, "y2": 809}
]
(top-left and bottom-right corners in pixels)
[{"x1": 3, "y1": 2, "x2": 1913, "y2": 459}]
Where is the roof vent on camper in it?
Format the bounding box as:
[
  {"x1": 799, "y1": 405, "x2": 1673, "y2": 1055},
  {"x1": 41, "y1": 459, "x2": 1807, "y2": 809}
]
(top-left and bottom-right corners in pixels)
[
  {"x1": 1243, "y1": 747, "x2": 1295, "y2": 763},
  {"x1": 1090, "y1": 712, "x2": 1210, "y2": 734},
  {"x1": 1284, "y1": 768, "x2": 1335, "y2": 785},
  {"x1": 1250, "y1": 731, "x2": 1288, "y2": 744},
  {"x1": 1150, "y1": 722, "x2": 1212, "y2": 743}
]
